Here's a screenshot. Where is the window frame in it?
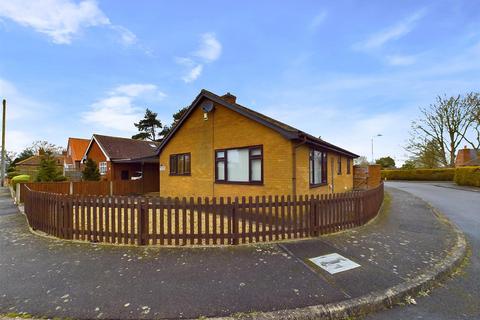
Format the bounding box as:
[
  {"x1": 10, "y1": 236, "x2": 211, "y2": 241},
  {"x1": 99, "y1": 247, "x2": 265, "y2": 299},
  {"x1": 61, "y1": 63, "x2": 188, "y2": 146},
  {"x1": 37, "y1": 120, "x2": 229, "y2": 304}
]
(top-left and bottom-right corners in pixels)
[
  {"x1": 99, "y1": 161, "x2": 107, "y2": 175},
  {"x1": 215, "y1": 145, "x2": 263, "y2": 185},
  {"x1": 169, "y1": 152, "x2": 191, "y2": 176},
  {"x1": 337, "y1": 156, "x2": 342, "y2": 175},
  {"x1": 347, "y1": 158, "x2": 351, "y2": 175},
  {"x1": 309, "y1": 148, "x2": 328, "y2": 188}
]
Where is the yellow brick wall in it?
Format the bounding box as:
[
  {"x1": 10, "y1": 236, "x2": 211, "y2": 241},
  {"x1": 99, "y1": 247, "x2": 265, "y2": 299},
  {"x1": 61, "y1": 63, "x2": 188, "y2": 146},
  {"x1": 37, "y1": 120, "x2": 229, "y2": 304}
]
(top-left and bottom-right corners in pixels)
[
  {"x1": 159, "y1": 99, "x2": 354, "y2": 198},
  {"x1": 159, "y1": 101, "x2": 293, "y2": 198},
  {"x1": 295, "y1": 145, "x2": 354, "y2": 195}
]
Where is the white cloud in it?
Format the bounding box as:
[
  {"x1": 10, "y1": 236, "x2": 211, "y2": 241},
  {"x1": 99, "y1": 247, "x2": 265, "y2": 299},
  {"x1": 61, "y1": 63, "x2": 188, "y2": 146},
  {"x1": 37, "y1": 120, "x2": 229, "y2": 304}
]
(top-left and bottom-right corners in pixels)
[
  {"x1": 385, "y1": 54, "x2": 417, "y2": 66},
  {"x1": 82, "y1": 83, "x2": 166, "y2": 133},
  {"x1": 110, "y1": 83, "x2": 163, "y2": 98},
  {"x1": 175, "y1": 57, "x2": 203, "y2": 82},
  {"x1": 194, "y1": 32, "x2": 222, "y2": 62},
  {"x1": 0, "y1": 0, "x2": 136, "y2": 45},
  {"x1": 0, "y1": 77, "x2": 59, "y2": 152},
  {"x1": 354, "y1": 9, "x2": 426, "y2": 51},
  {"x1": 309, "y1": 11, "x2": 327, "y2": 31},
  {"x1": 8, "y1": 130, "x2": 36, "y2": 153},
  {"x1": 182, "y1": 65, "x2": 203, "y2": 83},
  {"x1": 0, "y1": 78, "x2": 45, "y2": 120},
  {"x1": 110, "y1": 25, "x2": 137, "y2": 46},
  {"x1": 177, "y1": 32, "x2": 222, "y2": 83},
  {"x1": 82, "y1": 96, "x2": 142, "y2": 131}
]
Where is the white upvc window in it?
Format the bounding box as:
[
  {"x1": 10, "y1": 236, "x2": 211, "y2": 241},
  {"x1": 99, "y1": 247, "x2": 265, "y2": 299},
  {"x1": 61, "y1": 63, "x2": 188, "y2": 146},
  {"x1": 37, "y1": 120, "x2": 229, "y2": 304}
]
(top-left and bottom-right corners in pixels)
[{"x1": 99, "y1": 161, "x2": 107, "y2": 175}]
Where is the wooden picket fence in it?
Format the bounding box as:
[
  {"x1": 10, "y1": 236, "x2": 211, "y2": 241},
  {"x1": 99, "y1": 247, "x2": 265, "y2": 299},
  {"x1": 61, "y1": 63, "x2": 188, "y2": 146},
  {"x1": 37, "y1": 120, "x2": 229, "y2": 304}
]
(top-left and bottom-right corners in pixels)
[
  {"x1": 23, "y1": 183, "x2": 384, "y2": 246},
  {"x1": 19, "y1": 180, "x2": 145, "y2": 202}
]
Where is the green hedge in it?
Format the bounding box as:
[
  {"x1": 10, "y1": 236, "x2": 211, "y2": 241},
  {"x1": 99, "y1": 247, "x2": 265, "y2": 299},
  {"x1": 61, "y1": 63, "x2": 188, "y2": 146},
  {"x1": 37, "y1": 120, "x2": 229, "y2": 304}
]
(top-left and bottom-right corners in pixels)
[
  {"x1": 11, "y1": 174, "x2": 31, "y2": 189},
  {"x1": 381, "y1": 168, "x2": 455, "y2": 181},
  {"x1": 454, "y1": 167, "x2": 480, "y2": 187}
]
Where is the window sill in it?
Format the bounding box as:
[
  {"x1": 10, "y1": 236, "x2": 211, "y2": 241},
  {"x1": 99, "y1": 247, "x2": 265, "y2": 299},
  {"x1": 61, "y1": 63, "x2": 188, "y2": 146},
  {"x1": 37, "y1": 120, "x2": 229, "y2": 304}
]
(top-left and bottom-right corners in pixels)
[
  {"x1": 215, "y1": 181, "x2": 263, "y2": 186},
  {"x1": 310, "y1": 183, "x2": 328, "y2": 189}
]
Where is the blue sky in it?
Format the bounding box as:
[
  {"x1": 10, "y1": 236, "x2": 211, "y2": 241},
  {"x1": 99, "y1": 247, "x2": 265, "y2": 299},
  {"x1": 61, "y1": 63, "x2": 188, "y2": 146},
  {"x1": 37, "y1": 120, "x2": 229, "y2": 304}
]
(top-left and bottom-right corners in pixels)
[{"x1": 1, "y1": 0, "x2": 480, "y2": 164}]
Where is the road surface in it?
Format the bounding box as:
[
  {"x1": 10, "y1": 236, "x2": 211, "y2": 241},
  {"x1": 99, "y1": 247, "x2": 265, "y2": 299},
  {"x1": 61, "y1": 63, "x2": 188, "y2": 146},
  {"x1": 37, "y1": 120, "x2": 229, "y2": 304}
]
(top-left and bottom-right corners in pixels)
[{"x1": 367, "y1": 181, "x2": 480, "y2": 320}]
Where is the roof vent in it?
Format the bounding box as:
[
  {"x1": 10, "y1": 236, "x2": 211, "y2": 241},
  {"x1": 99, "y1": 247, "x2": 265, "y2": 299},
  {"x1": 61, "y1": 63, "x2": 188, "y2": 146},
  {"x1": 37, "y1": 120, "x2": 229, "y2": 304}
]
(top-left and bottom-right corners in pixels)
[{"x1": 221, "y1": 92, "x2": 236, "y2": 104}]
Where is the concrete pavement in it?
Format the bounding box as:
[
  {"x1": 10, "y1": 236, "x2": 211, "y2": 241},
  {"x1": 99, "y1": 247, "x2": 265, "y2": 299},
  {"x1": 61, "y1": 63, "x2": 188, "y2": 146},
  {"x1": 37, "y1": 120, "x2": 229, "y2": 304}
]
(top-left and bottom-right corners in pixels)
[{"x1": 0, "y1": 186, "x2": 466, "y2": 319}]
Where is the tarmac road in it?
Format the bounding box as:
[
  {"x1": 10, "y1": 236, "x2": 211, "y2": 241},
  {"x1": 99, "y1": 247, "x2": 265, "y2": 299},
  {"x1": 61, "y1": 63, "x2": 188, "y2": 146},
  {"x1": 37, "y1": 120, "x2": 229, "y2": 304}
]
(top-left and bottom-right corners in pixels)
[{"x1": 367, "y1": 181, "x2": 480, "y2": 320}]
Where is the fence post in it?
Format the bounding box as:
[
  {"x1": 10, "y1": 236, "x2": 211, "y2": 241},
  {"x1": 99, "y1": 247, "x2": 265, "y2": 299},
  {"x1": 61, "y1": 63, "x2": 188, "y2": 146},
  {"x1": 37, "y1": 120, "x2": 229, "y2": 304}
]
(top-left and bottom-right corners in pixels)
[
  {"x1": 138, "y1": 199, "x2": 148, "y2": 245},
  {"x1": 232, "y1": 197, "x2": 239, "y2": 245},
  {"x1": 310, "y1": 196, "x2": 319, "y2": 237},
  {"x1": 16, "y1": 183, "x2": 21, "y2": 204}
]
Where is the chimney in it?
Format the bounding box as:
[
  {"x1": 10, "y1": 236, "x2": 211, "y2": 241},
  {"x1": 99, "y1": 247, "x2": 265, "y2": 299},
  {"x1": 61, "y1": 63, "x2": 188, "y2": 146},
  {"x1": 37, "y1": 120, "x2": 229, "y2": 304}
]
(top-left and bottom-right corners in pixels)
[{"x1": 221, "y1": 92, "x2": 236, "y2": 104}]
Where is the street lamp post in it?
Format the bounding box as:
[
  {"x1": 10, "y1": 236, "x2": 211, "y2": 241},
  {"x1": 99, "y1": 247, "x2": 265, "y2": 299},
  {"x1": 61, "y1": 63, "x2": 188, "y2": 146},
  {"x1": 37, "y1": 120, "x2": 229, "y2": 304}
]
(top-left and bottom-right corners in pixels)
[{"x1": 371, "y1": 134, "x2": 382, "y2": 164}]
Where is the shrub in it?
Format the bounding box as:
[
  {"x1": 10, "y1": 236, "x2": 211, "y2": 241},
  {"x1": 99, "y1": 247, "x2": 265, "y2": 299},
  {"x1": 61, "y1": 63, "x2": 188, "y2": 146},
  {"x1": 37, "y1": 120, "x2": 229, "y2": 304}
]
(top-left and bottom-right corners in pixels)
[
  {"x1": 11, "y1": 174, "x2": 30, "y2": 189},
  {"x1": 7, "y1": 171, "x2": 20, "y2": 179},
  {"x1": 454, "y1": 167, "x2": 480, "y2": 187},
  {"x1": 381, "y1": 168, "x2": 455, "y2": 181},
  {"x1": 82, "y1": 158, "x2": 101, "y2": 181},
  {"x1": 36, "y1": 152, "x2": 65, "y2": 182}
]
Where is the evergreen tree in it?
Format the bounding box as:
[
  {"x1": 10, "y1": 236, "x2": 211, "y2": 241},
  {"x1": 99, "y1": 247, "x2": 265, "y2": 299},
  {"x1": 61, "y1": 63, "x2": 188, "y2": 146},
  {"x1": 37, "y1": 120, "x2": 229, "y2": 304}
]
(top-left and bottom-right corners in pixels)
[
  {"x1": 36, "y1": 152, "x2": 66, "y2": 182},
  {"x1": 82, "y1": 158, "x2": 101, "y2": 181},
  {"x1": 160, "y1": 106, "x2": 188, "y2": 138},
  {"x1": 132, "y1": 108, "x2": 163, "y2": 141}
]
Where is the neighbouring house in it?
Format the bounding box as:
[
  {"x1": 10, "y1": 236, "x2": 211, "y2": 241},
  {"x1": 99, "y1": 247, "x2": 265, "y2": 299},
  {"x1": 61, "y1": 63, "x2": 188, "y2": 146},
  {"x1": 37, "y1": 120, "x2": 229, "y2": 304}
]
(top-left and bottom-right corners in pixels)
[
  {"x1": 15, "y1": 149, "x2": 65, "y2": 179},
  {"x1": 82, "y1": 134, "x2": 160, "y2": 192},
  {"x1": 63, "y1": 137, "x2": 90, "y2": 180},
  {"x1": 157, "y1": 89, "x2": 359, "y2": 198},
  {"x1": 455, "y1": 147, "x2": 480, "y2": 167}
]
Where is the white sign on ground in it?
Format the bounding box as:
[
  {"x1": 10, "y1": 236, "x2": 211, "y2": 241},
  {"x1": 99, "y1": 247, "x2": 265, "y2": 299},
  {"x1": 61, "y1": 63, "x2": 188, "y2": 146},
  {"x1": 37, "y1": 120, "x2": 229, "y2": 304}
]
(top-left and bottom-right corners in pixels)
[{"x1": 309, "y1": 253, "x2": 361, "y2": 274}]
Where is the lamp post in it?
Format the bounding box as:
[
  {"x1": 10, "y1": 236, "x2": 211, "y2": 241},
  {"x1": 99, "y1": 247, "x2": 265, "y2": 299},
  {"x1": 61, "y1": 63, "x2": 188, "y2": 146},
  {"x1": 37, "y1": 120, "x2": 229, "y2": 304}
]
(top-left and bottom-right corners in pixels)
[{"x1": 371, "y1": 134, "x2": 382, "y2": 164}]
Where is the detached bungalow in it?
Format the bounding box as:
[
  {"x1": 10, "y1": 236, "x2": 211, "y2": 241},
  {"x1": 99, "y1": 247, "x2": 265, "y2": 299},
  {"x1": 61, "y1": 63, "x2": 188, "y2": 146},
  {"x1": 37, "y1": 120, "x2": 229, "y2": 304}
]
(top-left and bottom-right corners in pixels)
[
  {"x1": 82, "y1": 134, "x2": 160, "y2": 192},
  {"x1": 157, "y1": 90, "x2": 358, "y2": 198}
]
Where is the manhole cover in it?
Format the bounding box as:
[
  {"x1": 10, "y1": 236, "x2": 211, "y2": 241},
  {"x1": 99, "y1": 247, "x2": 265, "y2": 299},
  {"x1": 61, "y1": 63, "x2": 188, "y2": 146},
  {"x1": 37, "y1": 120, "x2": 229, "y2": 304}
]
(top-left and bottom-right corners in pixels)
[{"x1": 309, "y1": 253, "x2": 361, "y2": 274}]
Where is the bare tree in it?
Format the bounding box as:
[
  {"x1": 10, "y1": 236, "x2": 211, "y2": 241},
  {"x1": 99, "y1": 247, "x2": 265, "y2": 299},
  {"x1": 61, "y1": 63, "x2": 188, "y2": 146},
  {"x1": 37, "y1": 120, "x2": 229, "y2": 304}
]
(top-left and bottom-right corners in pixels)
[
  {"x1": 458, "y1": 93, "x2": 480, "y2": 150},
  {"x1": 406, "y1": 138, "x2": 443, "y2": 168},
  {"x1": 408, "y1": 94, "x2": 477, "y2": 167},
  {"x1": 29, "y1": 140, "x2": 64, "y2": 155},
  {"x1": 354, "y1": 156, "x2": 369, "y2": 166}
]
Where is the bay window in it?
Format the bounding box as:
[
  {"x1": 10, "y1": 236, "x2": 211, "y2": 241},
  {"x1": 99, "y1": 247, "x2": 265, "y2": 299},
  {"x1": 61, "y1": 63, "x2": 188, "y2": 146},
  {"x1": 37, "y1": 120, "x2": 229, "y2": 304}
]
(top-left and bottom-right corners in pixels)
[
  {"x1": 309, "y1": 149, "x2": 327, "y2": 187},
  {"x1": 215, "y1": 146, "x2": 263, "y2": 184}
]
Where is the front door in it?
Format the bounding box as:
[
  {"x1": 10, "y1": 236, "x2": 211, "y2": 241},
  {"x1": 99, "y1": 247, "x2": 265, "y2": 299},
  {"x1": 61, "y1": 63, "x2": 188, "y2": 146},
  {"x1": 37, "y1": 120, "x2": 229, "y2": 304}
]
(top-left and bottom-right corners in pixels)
[{"x1": 121, "y1": 170, "x2": 129, "y2": 180}]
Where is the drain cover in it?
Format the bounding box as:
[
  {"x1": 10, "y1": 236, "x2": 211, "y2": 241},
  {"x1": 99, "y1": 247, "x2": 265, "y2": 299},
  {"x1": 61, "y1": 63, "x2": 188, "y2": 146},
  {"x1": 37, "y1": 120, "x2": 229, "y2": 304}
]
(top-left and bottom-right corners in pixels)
[{"x1": 309, "y1": 253, "x2": 361, "y2": 274}]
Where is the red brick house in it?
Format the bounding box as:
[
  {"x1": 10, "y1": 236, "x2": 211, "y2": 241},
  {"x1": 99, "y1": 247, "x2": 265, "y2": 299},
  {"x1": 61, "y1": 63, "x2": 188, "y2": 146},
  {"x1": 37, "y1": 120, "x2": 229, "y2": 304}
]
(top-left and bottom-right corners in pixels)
[
  {"x1": 455, "y1": 147, "x2": 480, "y2": 167},
  {"x1": 82, "y1": 134, "x2": 160, "y2": 192},
  {"x1": 63, "y1": 137, "x2": 90, "y2": 180}
]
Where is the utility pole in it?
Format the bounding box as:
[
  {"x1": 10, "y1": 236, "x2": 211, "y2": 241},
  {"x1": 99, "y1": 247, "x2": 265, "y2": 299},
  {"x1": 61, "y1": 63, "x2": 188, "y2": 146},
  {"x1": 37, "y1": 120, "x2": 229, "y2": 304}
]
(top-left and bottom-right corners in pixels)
[{"x1": 1, "y1": 99, "x2": 6, "y2": 187}]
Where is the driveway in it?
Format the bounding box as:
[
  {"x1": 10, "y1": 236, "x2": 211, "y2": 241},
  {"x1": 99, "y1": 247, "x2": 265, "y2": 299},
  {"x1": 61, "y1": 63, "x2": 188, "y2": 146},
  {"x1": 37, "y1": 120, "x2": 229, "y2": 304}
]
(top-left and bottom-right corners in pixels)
[{"x1": 367, "y1": 181, "x2": 480, "y2": 320}]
